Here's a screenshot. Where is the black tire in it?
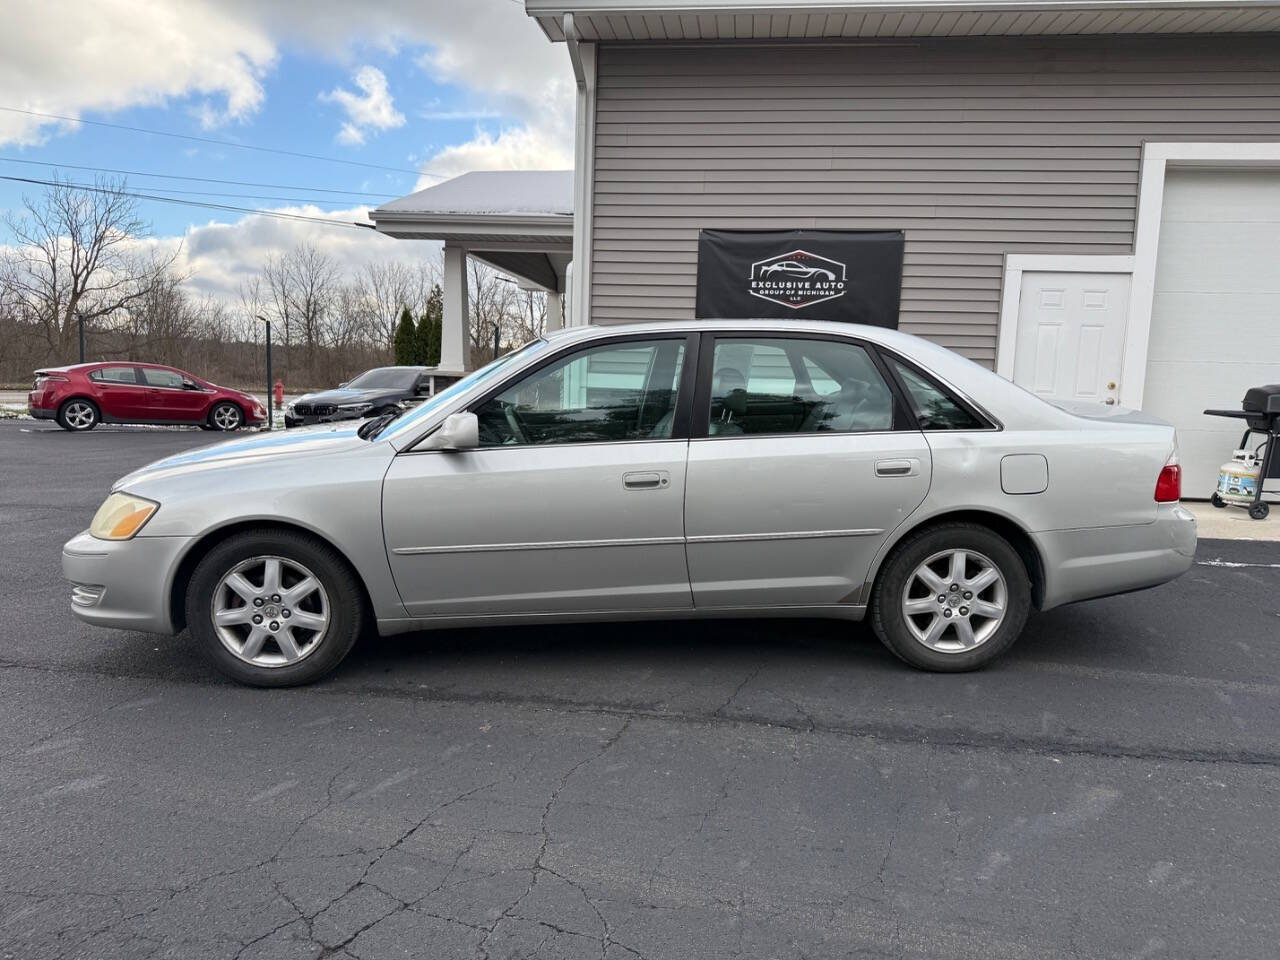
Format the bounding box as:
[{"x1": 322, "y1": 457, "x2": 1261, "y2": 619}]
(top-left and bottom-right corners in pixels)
[
  {"x1": 1249, "y1": 502, "x2": 1270, "y2": 521},
  {"x1": 56, "y1": 398, "x2": 99, "y2": 431},
  {"x1": 186, "y1": 529, "x2": 364, "y2": 687},
  {"x1": 870, "y1": 522, "x2": 1032, "y2": 672},
  {"x1": 208, "y1": 401, "x2": 244, "y2": 432},
  {"x1": 1210, "y1": 493, "x2": 1227, "y2": 508}
]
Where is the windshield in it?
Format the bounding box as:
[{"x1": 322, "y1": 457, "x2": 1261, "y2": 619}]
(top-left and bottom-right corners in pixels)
[
  {"x1": 346, "y1": 368, "x2": 420, "y2": 390},
  {"x1": 374, "y1": 339, "x2": 550, "y2": 441}
]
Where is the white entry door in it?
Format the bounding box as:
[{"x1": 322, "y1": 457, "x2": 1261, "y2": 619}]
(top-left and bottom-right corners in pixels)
[{"x1": 1012, "y1": 272, "x2": 1131, "y2": 406}]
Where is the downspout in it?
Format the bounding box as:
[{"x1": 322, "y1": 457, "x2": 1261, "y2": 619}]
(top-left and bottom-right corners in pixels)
[{"x1": 565, "y1": 13, "x2": 596, "y2": 327}]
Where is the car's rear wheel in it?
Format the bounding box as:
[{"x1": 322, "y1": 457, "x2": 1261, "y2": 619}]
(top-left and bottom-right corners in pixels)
[
  {"x1": 871, "y1": 522, "x2": 1031, "y2": 671},
  {"x1": 208, "y1": 402, "x2": 243, "y2": 431},
  {"x1": 186, "y1": 530, "x2": 364, "y2": 686},
  {"x1": 57, "y1": 399, "x2": 99, "y2": 431}
]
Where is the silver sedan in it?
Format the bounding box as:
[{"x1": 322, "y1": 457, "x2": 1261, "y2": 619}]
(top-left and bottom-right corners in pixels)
[{"x1": 63, "y1": 320, "x2": 1197, "y2": 686}]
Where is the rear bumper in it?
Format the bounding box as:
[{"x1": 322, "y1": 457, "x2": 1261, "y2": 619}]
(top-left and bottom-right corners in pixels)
[
  {"x1": 29, "y1": 404, "x2": 56, "y2": 420},
  {"x1": 62, "y1": 530, "x2": 194, "y2": 635},
  {"x1": 1037, "y1": 503, "x2": 1197, "y2": 610}
]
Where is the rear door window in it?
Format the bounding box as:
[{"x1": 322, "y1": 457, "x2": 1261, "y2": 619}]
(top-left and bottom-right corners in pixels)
[
  {"x1": 90, "y1": 366, "x2": 139, "y2": 385},
  {"x1": 704, "y1": 337, "x2": 895, "y2": 435}
]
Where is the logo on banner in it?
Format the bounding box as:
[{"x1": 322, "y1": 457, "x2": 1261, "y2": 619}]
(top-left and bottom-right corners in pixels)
[{"x1": 748, "y1": 249, "x2": 848, "y2": 309}]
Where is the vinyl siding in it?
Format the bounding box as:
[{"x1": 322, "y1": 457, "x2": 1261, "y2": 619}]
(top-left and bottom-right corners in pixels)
[{"x1": 590, "y1": 34, "x2": 1280, "y2": 363}]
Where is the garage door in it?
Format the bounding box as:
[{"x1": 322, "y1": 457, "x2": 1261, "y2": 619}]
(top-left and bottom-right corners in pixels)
[{"x1": 1143, "y1": 168, "x2": 1280, "y2": 496}]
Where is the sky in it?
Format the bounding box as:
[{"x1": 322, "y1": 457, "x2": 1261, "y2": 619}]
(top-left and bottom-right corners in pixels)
[{"x1": 0, "y1": 0, "x2": 574, "y2": 302}]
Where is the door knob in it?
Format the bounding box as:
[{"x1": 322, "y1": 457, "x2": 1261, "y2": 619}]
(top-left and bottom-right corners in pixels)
[
  {"x1": 1103, "y1": 398, "x2": 1116, "y2": 405},
  {"x1": 1106, "y1": 382, "x2": 1117, "y2": 390}
]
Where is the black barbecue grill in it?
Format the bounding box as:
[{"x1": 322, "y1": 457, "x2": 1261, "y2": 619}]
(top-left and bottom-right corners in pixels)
[{"x1": 1204, "y1": 383, "x2": 1280, "y2": 520}]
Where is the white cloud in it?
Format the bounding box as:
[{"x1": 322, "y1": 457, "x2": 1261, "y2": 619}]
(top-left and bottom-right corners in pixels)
[
  {"x1": 320, "y1": 66, "x2": 405, "y2": 146},
  {"x1": 424, "y1": 126, "x2": 573, "y2": 182},
  {"x1": 0, "y1": 0, "x2": 275, "y2": 145},
  {"x1": 174, "y1": 206, "x2": 438, "y2": 303},
  {"x1": 2, "y1": 0, "x2": 575, "y2": 175}
]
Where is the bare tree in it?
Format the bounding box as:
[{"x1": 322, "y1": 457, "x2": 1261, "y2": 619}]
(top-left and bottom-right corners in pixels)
[
  {"x1": 359, "y1": 261, "x2": 415, "y2": 353},
  {"x1": 258, "y1": 242, "x2": 340, "y2": 380},
  {"x1": 1, "y1": 175, "x2": 179, "y2": 362}
]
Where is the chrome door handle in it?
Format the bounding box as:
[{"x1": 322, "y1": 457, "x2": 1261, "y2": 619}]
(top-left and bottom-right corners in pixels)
[
  {"x1": 623, "y1": 471, "x2": 669, "y2": 490},
  {"x1": 875, "y1": 459, "x2": 918, "y2": 477}
]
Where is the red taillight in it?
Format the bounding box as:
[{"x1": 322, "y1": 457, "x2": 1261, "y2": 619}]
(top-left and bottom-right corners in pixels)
[{"x1": 1155, "y1": 455, "x2": 1181, "y2": 503}]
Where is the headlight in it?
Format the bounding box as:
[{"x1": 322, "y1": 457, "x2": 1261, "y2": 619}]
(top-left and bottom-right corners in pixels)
[
  {"x1": 89, "y1": 493, "x2": 159, "y2": 541},
  {"x1": 338, "y1": 402, "x2": 374, "y2": 413}
]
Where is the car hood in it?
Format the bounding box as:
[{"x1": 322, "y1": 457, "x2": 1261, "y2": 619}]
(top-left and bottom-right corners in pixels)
[
  {"x1": 112, "y1": 423, "x2": 369, "y2": 491},
  {"x1": 293, "y1": 387, "x2": 402, "y2": 406}
]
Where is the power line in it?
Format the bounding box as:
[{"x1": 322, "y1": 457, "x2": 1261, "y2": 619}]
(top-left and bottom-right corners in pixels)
[
  {"x1": 0, "y1": 156, "x2": 400, "y2": 198},
  {"x1": 0, "y1": 106, "x2": 447, "y2": 181},
  {"x1": 0, "y1": 175, "x2": 377, "y2": 230}
]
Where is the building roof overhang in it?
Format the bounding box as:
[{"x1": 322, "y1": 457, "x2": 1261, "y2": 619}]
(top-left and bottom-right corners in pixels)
[
  {"x1": 525, "y1": 0, "x2": 1280, "y2": 41},
  {"x1": 371, "y1": 170, "x2": 573, "y2": 248}
]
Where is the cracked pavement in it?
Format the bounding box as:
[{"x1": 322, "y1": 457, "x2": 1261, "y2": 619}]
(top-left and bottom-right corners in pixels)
[{"x1": 2, "y1": 420, "x2": 1280, "y2": 959}]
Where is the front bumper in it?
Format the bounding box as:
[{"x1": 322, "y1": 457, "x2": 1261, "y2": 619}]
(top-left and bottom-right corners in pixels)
[
  {"x1": 284, "y1": 409, "x2": 365, "y2": 429},
  {"x1": 62, "y1": 530, "x2": 194, "y2": 635},
  {"x1": 1037, "y1": 503, "x2": 1197, "y2": 610}
]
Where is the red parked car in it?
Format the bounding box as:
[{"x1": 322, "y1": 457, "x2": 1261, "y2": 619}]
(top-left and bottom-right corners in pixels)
[{"x1": 28, "y1": 362, "x2": 267, "y2": 432}]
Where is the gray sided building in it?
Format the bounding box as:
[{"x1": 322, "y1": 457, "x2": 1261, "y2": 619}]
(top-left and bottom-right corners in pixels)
[{"x1": 523, "y1": 0, "x2": 1280, "y2": 493}]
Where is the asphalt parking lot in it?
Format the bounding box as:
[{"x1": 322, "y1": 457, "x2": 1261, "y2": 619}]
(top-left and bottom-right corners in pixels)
[{"x1": 2, "y1": 419, "x2": 1278, "y2": 960}]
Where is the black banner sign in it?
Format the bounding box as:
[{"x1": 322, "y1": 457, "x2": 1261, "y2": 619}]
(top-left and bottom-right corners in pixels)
[{"x1": 695, "y1": 228, "x2": 905, "y2": 328}]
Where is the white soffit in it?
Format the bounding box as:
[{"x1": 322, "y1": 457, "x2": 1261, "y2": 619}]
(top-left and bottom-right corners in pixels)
[{"x1": 526, "y1": 1, "x2": 1280, "y2": 41}]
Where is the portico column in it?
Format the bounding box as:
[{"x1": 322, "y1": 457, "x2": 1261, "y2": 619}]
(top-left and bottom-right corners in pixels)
[
  {"x1": 441, "y1": 243, "x2": 471, "y2": 371},
  {"x1": 546, "y1": 291, "x2": 564, "y2": 332}
]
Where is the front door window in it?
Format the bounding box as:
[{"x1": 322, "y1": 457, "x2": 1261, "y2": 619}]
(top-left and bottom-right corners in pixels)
[{"x1": 474, "y1": 339, "x2": 687, "y2": 446}]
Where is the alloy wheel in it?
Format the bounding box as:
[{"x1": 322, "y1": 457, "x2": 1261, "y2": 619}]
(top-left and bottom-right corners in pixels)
[
  {"x1": 211, "y1": 556, "x2": 330, "y2": 667},
  {"x1": 64, "y1": 401, "x2": 96, "y2": 429},
  {"x1": 212, "y1": 404, "x2": 242, "y2": 430},
  {"x1": 900, "y1": 548, "x2": 1007, "y2": 653}
]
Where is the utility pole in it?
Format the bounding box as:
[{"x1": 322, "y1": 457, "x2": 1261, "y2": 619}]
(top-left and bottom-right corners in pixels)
[
  {"x1": 77, "y1": 311, "x2": 85, "y2": 364},
  {"x1": 256, "y1": 315, "x2": 273, "y2": 431}
]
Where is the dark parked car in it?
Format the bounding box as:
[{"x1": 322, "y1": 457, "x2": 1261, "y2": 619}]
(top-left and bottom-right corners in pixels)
[
  {"x1": 28, "y1": 362, "x2": 266, "y2": 432},
  {"x1": 284, "y1": 366, "x2": 430, "y2": 428}
]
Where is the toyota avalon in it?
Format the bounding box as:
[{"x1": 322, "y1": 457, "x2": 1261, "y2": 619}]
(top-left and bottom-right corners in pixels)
[{"x1": 62, "y1": 320, "x2": 1196, "y2": 686}]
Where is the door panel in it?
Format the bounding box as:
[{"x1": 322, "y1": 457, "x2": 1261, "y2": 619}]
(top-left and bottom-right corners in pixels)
[
  {"x1": 382, "y1": 442, "x2": 691, "y2": 616},
  {"x1": 684, "y1": 433, "x2": 930, "y2": 608},
  {"x1": 1013, "y1": 272, "x2": 1129, "y2": 407},
  {"x1": 685, "y1": 333, "x2": 930, "y2": 609},
  {"x1": 91, "y1": 366, "x2": 149, "y2": 420},
  {"x1": 384, "y1": 333, "x2": 696, "y2": 618},
  {"x1": 140, "y1": 367, "x2": 208, "y2": 421}
]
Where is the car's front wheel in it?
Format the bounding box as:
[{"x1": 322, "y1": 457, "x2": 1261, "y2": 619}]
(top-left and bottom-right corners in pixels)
[
  {"x1": 208, "y1": 402, "x2": 243, "y2": 431},
  {"x1": 871, "y1": 522, "x2": 1031, "y2": 671},
  {"x1": 186, "y1": 530, "x2": 364, "y2": 686}
]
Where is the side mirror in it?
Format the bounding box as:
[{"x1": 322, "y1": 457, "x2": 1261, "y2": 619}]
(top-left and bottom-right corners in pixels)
[
  {"x1": 182, "y1": 378, "x2": 200, "y2": 390},
  {"x1": 337, "y1": 381, "x2": 349, "y2": 388},
  {"x1": 415, "y1": 383, "x2": 431, "y2": 396},
  {"x1": 420, "y1": 412, "x2": 478, "y2": 452}
]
